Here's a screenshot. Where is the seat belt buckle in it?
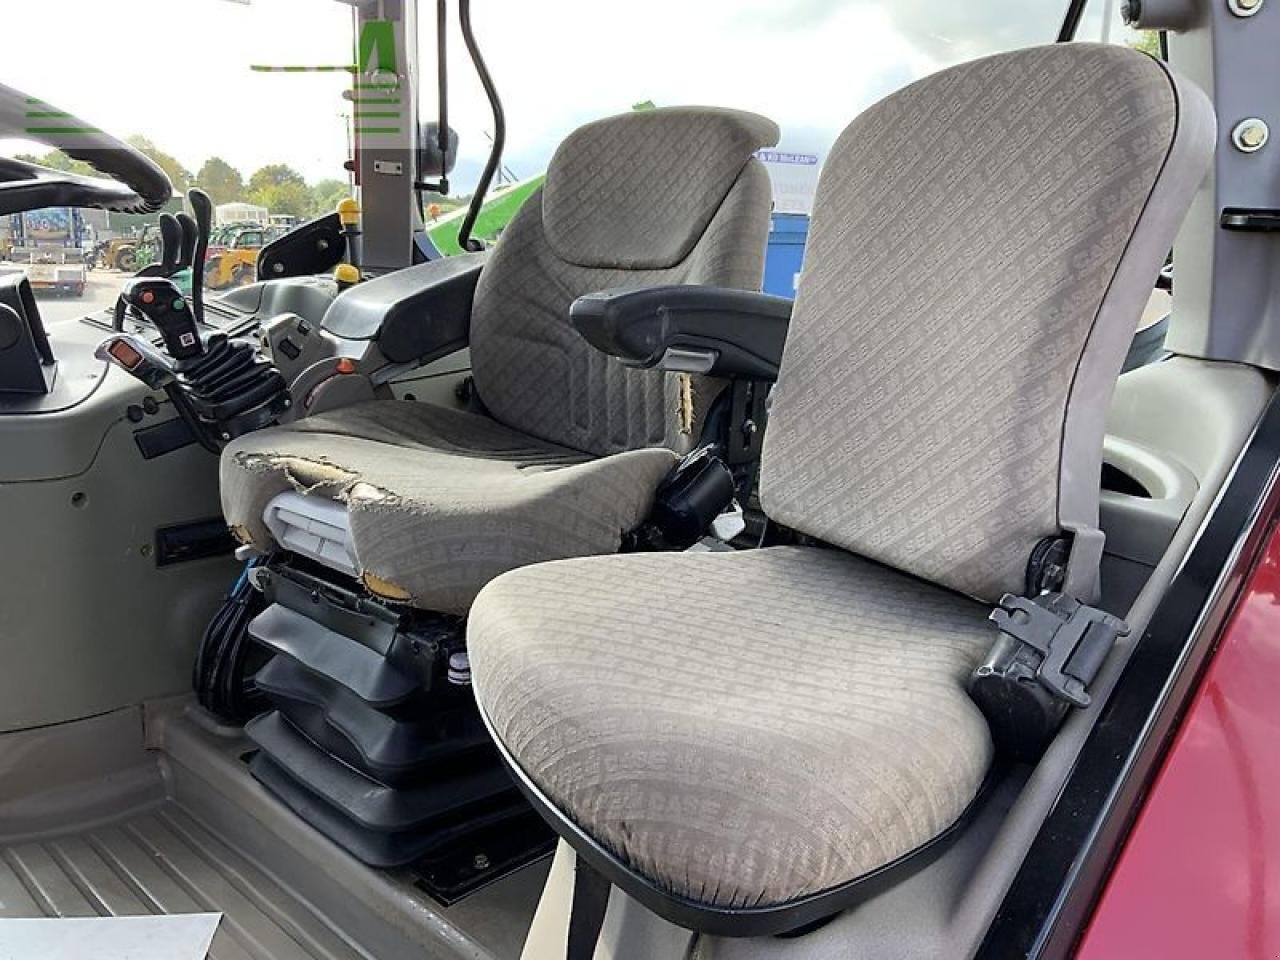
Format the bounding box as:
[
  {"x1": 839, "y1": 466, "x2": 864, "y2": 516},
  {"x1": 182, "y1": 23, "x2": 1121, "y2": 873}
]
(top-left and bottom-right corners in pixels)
[{"x1": 989, "y1": 593, "x2": 1130, "y2": 708}]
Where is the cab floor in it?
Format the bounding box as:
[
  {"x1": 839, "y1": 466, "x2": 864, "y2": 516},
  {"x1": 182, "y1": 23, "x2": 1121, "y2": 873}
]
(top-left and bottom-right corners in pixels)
[
  {"x1": 0, "y1": 803, "x2": 357, "y2": 960},
  {"x1": 0, "y1": 701, "x2": 548, "y2": 960}
]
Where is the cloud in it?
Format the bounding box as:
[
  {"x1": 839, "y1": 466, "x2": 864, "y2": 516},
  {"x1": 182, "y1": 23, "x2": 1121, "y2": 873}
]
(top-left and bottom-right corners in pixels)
[
  {"x1": 447, "y1": 1, "x2": 944, "y2": 183},
  {"x1": 4, "y1": 0, "x2": 1128, "y2": 194},
  {"x1": 413, "y1": 0, "x2": 1109, "y2": 188},
  {"x1": 4, "y1": 0, "x2": 355, "y2": 182}
]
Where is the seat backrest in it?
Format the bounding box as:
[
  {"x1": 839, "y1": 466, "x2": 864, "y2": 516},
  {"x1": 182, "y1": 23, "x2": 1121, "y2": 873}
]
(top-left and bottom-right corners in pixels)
[
  {"x1": 760, "y1": 43, "x2": 1215, "y2": 604},
  {"x1": 469, "y1": 107, "x2": 779, "y2": 457}
]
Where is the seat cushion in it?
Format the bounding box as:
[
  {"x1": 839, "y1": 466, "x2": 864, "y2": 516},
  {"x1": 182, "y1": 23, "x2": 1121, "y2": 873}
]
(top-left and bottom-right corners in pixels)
[
  {"x1": 221, "y1": 400, "x2": 676, "y2": 613},
  {"x1": 468, "y1": 546, "x2": 995, "y2": 909}
]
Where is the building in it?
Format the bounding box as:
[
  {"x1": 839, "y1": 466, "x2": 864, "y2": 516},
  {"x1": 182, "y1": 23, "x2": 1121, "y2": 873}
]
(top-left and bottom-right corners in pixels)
[{"x1": 216, "y1": 203, "x2": 269, "y2": 227}]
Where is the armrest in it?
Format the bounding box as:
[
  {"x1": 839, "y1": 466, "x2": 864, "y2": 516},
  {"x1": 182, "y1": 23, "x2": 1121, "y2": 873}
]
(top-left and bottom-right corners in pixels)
[
  {"x1": 320, "y1": 252, "x2": 486, "y2": 364},
  {"x1": 569, "y1": 285, "x2": 792, "y2": 381}
]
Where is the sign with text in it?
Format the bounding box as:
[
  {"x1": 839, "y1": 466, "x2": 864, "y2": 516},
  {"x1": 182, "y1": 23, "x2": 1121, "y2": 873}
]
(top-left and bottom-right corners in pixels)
[{"x1": 756, "y1": 150, "x2": 820, "y2": 216}]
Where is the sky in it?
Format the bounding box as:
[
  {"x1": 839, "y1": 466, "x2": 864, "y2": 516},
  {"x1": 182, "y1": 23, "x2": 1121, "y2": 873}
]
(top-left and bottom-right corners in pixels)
[{"x1": 2, "y1": 0, "x2": 1133, "y2": 195}]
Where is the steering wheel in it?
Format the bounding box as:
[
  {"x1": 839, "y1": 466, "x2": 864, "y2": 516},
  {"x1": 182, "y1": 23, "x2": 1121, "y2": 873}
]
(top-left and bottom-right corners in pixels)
[{"x1": 0, "y1": 82, "x2": 172, "y2": 215}]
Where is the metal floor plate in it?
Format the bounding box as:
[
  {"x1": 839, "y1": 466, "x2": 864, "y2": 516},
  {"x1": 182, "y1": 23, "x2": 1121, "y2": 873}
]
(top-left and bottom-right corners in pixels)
[{"x1": 0, "y1": 803, "x2": 364, "y2": 960}]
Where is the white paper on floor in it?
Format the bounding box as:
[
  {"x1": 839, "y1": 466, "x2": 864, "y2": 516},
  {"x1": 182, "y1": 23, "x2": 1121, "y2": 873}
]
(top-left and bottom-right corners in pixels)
[{"x1": 0, "y1": 913, "x2": 222, "y2": 960}]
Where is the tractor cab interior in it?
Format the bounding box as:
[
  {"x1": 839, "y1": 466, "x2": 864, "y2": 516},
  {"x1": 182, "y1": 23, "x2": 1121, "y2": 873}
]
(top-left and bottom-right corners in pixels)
[{"x1": 0, "y1": 1, "x2": 1277, "y2": 958}]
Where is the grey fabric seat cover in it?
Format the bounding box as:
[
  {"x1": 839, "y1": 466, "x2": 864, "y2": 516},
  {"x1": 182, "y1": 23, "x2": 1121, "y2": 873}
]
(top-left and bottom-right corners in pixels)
[
  {"x1": 762, "y1": 45, "x2": 1213, "y2": 604},
  {"x1": 221, "y1": 106, "x2": 779, "y2": 611},
  {"x1": 221, "y1": 401, "x2": 676, "y2": 613},
  {"x1": 468, "y1": 44, "x2": 1215, "y2": 911},
  {"x1": 469, "y1": 107, "x2": 779, "y2": 458},
  {"x1": 469, "y1": 547, "x2": 994, "y2": 908}
]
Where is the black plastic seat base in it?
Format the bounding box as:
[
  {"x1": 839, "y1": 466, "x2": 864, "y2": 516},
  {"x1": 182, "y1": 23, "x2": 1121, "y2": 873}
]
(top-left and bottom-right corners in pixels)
[
  {"x1": 248, "y1": 603, "x2": 419, "y2": 708},
  {"x1": 242, "y1": 557, "x2": 553, "y2": 900},
  {"x1": 246, "y1": 710, "x2": 516, "y2": 834},
  {"x1": 250, "y1": 750, "x2": 552, "y2": 890},
  {"x1": 255, "y1": 655, "x2": 492, "y2": 786}
]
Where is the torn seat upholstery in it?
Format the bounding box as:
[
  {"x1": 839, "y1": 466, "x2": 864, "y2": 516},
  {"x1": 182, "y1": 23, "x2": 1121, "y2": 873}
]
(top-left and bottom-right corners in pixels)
[
  {"x1": 221, "y1": 401, "x2": 676, "y2": 613},
  {"x1": 467, "y1": 44, "x2": 1216, "y2": 932},
  {"x1": 221, "y1": 107, "x2": 780, "y2": 612}
]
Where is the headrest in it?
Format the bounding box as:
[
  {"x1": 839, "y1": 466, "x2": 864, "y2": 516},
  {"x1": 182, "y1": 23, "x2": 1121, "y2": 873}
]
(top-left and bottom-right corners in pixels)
[{"x1": 542, "y1": 106, "x2": 779, "y2": 270}]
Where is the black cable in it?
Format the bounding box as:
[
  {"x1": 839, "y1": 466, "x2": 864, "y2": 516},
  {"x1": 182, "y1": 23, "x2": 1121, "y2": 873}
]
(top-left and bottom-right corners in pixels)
[
  {"x1": 1057, "y1": 0, "x2": 1089, "y2": 41},
  {"x1": 457, "y1": 0, "x2": 505, "y2": 253},
  {"x1": 194, "y1": 557, "x2": 269, "y2": 721},
  {"x1": 436, "y1": 0, "x2": 451, "y2": 197}
]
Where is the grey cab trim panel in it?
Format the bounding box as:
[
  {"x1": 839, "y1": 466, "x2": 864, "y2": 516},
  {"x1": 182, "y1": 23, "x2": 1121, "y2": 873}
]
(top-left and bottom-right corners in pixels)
[
  {"x1": 0, "y1": 417, "x2": 232, "y2": 731},
  {"x1": 1057, "y1": 62, "x2": 1216, "y2": 597},
  {"x1": 1164, "y1": 11, "x2": 1280, "y2": 372},
  {"x1": 320, "y1": 253, "x2": 487, "y2": 361},
  {"x1": 0, "y1": 322, "x2": 145, "y2": 479},
  {"x1": 216, "y1": 274, "x2": 341, "y2": 327},
  {"x1": 1100, "y1": 433, "x2": 1198, "y2": 567}
]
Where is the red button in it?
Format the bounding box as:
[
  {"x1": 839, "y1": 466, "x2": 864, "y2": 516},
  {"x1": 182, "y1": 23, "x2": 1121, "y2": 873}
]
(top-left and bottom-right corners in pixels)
[
  {"x1": 141, "y1": 290, "x2": 155, "y2": 305},
  {"x1": 108, "y1": 339, "x2": 143, "y2": 369},
  {"x1": 335, "y1": 358, "x2": 357, "y2": 375}
]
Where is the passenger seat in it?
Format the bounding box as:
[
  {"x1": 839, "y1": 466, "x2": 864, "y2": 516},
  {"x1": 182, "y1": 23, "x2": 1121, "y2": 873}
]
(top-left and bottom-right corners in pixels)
[{"x1": 466, "y1": 43, "x2": 1215, "y2": 936}]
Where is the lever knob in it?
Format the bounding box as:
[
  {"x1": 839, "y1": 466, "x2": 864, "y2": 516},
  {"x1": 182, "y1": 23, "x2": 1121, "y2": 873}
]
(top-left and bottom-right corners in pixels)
[{"x1": 121, "y1": 278, "x2": 204, "y2": 363}]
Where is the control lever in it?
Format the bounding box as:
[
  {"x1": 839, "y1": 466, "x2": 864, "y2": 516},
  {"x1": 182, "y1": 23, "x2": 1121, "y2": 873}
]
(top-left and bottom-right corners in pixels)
[
  {"x1": 137, "y1": 213, "x2": 182, "y2": 278},
  {"x1": 176, "y1": 213, "x2": 198, "y2": 270},
  {"x1": 94, "y1": 333, "x2": 177, "y2": 391},
  {"x1": 158, "y1": 213, "x2": 181, "y2": 274},
  {"x1": 98, "y1": 324, "x2": 290, "y2": 454},
  {"x1": 188, "y1": 188, "x2": 214, "y2": 325},
  {"x1": 120, "y1": 277, "x2": 204, "y2": 364}
]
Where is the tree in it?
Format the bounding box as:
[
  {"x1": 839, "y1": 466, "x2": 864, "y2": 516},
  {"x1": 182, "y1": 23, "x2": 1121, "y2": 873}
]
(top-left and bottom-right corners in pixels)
[
  {"x1": 250, "y1": 179, "x2": 313, "y2": 219},
  {"x1": 310, "y1": 178, "x2": 352, "y2": 218},
  {"x1": 247, "y1": 164, "x2": 306, "y2": 196},
  {"x1": 125, "y1": 136, "x2": 190, "y2": 195},
  {"x1": 1129, "y1": 31, "x2": 1161, "y2": 58},
  {"x1": 195, "y1": 157, "x2": 245, "y2": 206},
  {"x1": 14, "y1": 150, "x2": 97, "y2": 178}
]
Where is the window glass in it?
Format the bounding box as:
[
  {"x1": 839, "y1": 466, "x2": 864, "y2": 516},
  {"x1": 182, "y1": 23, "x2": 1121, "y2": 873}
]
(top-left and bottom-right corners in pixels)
[
  {"x1": 1073, "y1": 0, "x2": 1162, "y2": 53},
  {"x1": 3, "y1": 1, "x2": 1118, "y2": 311},
  {"x1": 424, "y1": 1, "x2": 1067, "y2": 218},
  {"x1": 3, "y1": 0, "x2": 354, "y2": 314}
]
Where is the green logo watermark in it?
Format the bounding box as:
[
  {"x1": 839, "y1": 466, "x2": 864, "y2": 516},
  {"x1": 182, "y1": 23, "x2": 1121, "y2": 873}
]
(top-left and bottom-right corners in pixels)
[
  {"x1": 249, "y1": 20, "x2": 404, "y2": 138},
  {"x1": 25, "y1": 21, "x2": 405, "y2": 140}
]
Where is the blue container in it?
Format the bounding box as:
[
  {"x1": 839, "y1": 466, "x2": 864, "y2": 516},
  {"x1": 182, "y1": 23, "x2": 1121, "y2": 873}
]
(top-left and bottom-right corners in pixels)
[{"x1": 762, "y1": 213, "x2": 809, "y2": 299}]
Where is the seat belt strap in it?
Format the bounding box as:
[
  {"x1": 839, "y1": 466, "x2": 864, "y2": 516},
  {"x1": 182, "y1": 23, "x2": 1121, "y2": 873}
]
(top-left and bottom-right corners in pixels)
[{"x1": 567, "y1": 857, "x2": 611, "y2": 960}]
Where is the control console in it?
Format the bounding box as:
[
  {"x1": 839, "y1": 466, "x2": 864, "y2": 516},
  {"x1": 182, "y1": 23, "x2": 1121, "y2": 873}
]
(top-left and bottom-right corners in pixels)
[{"x1": 99, "y1": 277, "x2": 291, "y2": 452}]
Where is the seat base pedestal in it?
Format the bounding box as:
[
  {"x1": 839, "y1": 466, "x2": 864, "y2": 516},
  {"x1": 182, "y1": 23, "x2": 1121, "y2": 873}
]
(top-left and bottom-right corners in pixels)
[{"x1": 244, "y1": 555, "x2": 554, "y2": 903}]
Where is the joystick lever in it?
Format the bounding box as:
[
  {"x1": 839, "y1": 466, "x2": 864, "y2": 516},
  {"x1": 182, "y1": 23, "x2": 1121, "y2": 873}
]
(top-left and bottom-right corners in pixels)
[
  {"x1": 176, "y1": 213, "x2": 198, "y2": 271},
  {"x1": 158, "y1": 213, "x2": 181, "y2": 274},
  {"x1": 137, "y1": 213, "x2": 182, "y2": 278},
  {"x1": 188, "y1": 188, "x2": 213, "y2": 326},
  {"x1": 120, "y1": 277, "x2": 204, "y2": 364}
]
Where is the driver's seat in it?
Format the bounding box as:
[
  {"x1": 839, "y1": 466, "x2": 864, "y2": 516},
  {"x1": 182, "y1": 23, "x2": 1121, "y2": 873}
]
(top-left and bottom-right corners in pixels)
[{"x1": 220, "y1": 106, "x2": 779, "y2": 612}]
